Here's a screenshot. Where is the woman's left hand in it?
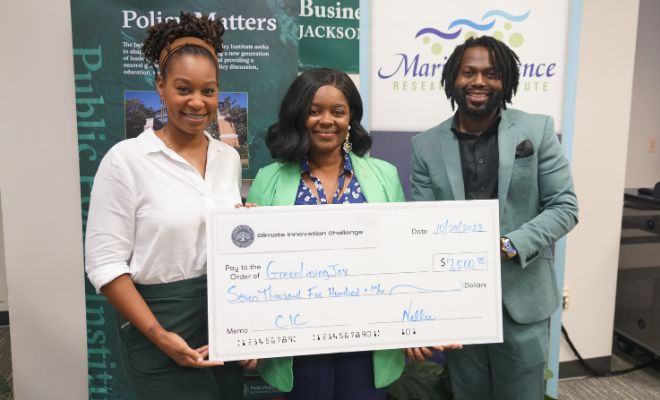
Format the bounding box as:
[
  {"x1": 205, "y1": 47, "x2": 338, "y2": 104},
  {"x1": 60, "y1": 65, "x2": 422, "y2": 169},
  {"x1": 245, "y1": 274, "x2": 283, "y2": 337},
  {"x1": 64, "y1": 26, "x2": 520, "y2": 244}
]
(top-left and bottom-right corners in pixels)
[
  {"x1": 404, "y1": 343, "x2": 463, "y2": 362},
  {"x1": 404, "y1": 347, "x2": 435, "y2": 362},
  {"x1": 238, "y1": 359, "x2": 259, "y2": 369},
  {"x1": 432, "y1": 343, "x2": 463, "y2": 351}
]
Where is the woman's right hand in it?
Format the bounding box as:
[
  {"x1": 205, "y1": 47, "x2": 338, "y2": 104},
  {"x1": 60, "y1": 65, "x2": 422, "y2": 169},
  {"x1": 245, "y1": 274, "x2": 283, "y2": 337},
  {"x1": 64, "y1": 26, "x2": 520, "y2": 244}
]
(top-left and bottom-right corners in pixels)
[{"x1": 151, "y1": 328, "x2": 224, "y2": 368}]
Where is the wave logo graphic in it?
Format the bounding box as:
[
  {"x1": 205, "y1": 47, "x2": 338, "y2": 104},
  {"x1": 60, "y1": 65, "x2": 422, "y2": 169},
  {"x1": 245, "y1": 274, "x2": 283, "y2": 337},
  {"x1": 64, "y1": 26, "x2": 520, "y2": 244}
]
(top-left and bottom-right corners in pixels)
[{"x1": 416, "y1": 10, "x2": 530, "y2": 56}]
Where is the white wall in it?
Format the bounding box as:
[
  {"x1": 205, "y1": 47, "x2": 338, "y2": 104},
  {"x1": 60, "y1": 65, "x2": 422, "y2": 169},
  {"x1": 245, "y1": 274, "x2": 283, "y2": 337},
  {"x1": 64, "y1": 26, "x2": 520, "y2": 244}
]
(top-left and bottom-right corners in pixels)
[
  {"x1": 625, "y1": 0, "x2": 660, "y2": 189},
  {"x1": 560, "y1": 0, "x2": 639, "y2": 363},
  {"x1": 0, "y1": 0, "x2": 88, "y2": 398}
]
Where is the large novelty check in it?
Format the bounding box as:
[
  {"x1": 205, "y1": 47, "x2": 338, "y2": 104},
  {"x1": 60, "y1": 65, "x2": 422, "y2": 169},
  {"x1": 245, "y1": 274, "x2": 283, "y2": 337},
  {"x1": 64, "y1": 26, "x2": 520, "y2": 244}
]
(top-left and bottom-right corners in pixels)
[{"x1": 207, "y1": 200, "x2": 502, "y2": 361}]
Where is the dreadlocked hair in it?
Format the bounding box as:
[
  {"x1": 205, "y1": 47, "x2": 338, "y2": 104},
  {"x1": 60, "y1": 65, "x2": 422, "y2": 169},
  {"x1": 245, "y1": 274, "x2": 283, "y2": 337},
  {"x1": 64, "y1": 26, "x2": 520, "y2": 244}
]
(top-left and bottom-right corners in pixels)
[
  {"x1": 441, "y1": 36, "x2": 520, "y2": 110},
  {"x1": 142, "y1": 12, "x2": 225, "y2": 78}
]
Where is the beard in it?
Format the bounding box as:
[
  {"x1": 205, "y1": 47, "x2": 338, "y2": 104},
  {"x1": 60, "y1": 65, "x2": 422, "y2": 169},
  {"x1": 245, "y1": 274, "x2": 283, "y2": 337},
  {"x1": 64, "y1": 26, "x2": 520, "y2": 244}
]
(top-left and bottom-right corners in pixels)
[{"x1": 452, "y1": 88, "x2": 503, "y2": 118}]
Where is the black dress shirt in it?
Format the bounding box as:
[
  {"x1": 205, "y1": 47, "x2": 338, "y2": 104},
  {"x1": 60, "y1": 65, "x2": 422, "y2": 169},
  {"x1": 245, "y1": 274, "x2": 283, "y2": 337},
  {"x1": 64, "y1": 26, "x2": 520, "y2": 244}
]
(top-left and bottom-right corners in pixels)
[{"x1": 451, "y1": 114, "x2": 501, "y2": 200}]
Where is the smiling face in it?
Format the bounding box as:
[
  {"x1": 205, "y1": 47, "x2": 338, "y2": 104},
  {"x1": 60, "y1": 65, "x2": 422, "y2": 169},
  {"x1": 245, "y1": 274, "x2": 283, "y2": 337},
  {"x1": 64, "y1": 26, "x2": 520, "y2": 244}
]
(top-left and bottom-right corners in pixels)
[
  {"x1": 156, "y1": 53, "x2": 218, "y2": 137},
  {"x1": 453, "y1": 46, "x2": 503, "y2": 119},
  {"x1": 305, "y1": 84, "x2": 351, "y2": 157}
]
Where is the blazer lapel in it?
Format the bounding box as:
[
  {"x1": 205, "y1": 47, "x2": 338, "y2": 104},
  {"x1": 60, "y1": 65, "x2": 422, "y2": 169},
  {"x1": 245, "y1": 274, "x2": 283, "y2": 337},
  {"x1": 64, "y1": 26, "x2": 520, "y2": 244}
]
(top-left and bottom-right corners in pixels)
[
  {"x1": 272, "y1": 163, "x2": 301, "y2": 206},
  {"x1": 350, "y1": 154, "x2": 387, "y2": 203},
  {"x1": 438, "y1": 127, "x2": 466, "y2": 200},
  {"x1": 498, "y1": 111, "x2": 518, "y2": 211}
]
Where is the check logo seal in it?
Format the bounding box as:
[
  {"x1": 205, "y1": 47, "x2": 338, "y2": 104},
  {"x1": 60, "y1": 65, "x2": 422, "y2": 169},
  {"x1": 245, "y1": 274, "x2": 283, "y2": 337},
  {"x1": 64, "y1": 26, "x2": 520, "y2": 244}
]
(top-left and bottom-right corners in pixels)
[{"x1": 231, "y1": 225, "x2": 255, "y2": 248}]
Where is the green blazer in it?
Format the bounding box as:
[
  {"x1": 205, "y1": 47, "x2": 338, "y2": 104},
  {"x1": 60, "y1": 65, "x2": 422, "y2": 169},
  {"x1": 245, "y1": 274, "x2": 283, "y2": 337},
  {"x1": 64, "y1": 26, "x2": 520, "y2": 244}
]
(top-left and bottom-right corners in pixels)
[
  {"x1": 246, "y1": 153, "x2": 406, "y2": 392},
  {"x1": 411, "y1": 109, "x2": 578, "y2": 324}
]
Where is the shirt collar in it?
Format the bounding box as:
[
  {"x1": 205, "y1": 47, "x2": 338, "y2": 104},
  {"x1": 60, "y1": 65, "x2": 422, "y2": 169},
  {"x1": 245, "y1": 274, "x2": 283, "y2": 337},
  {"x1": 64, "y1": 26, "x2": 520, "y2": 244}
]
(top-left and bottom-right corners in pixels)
[
  {"x1": 300, "y1": 151, "x2": 354, "y2": 176},
  {"x1": 139, "y1": 128, "x2": 224, "y2": 154},
  {"x1": 451, "y1": 109, "x2": 502, "y2": 139},
  {"x1": 139, "y1": 128, "x2": 165, "y2": 153}
]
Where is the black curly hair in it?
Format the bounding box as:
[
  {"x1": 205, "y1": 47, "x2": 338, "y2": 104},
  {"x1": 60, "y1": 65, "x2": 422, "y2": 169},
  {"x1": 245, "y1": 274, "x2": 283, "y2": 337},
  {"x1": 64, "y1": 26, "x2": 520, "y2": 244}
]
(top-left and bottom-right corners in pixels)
[
  {"x1": 441, "y1": 35, "x2": 520, "y2": 110},
  {"x1": 142, "y1": 12, "x2": 225, "y2": 79}
]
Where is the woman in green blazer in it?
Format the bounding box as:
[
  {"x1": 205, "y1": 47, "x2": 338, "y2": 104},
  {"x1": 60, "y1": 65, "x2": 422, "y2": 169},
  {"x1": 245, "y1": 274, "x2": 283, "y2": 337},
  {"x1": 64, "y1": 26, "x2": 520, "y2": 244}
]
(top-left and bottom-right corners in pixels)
[{"x1": 247, "y1": 68, "x2": 405, "y2": 400}]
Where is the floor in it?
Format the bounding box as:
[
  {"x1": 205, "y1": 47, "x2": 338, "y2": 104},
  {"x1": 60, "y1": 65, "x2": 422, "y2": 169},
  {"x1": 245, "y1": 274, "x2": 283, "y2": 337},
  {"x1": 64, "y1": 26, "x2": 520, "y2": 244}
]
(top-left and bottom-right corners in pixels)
[
  {"x1": 0, "y1": 326, "x2": 659, "y2": 399},
  {"x1": 0, "y1": 327, "x2": 11, "y2": 400},
  {"x1": 558, "y1": 352, "x2": 660, "y2": 400}
]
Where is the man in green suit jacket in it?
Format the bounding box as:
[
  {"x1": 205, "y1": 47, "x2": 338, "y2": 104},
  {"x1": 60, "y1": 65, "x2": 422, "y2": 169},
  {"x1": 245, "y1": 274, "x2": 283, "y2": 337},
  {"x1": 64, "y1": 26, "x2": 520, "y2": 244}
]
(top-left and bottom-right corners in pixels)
[{"x1": 411, "y1": 36, "x2": 578, "y2": 400}]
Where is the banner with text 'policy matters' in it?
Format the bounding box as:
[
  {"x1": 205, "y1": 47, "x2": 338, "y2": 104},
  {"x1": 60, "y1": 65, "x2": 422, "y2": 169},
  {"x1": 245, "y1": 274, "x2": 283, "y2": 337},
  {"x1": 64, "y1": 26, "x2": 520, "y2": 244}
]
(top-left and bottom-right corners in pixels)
[
  {"x1": 71, "y1": 1, "x2": 298, "y2": 398},
  {"x1": 370, "y1": 0, "x2": 569, "y2": 132}
]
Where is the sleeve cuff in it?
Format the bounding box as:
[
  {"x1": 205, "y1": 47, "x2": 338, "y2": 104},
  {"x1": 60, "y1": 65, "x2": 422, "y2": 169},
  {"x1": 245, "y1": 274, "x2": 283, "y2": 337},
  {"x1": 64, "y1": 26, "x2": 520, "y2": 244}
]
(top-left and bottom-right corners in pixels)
[{"x1": 86, "y1": 262, "x2": 131, "y2": 293}]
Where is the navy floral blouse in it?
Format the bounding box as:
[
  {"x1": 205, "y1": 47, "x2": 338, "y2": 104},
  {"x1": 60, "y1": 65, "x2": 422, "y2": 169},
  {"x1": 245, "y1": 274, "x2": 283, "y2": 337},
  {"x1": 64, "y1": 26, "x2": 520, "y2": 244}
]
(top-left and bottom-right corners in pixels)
[{"x1": 295, "y1": 152, "x2": 367, "y2": 205}]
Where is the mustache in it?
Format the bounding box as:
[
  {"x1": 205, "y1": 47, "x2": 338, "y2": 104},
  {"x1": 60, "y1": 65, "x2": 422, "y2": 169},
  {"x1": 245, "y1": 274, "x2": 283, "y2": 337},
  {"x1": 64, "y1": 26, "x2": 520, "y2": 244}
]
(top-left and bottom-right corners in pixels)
[{"x1": 464, "y1": 88, "x2": 495, "y2": 95}]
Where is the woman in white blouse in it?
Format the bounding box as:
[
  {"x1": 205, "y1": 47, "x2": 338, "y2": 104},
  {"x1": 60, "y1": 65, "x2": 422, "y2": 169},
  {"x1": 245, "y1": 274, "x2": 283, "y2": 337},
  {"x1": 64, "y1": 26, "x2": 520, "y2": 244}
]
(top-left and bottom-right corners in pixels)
[{"x1": 85, "y1": 13, "x2": 245, "y2": 400}]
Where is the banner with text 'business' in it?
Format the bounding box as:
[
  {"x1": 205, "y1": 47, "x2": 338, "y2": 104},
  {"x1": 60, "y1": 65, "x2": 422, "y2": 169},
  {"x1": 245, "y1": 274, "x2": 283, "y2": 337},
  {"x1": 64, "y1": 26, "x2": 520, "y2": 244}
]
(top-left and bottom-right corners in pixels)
[{"x1": 298, "y1": 0, "x2": 360, "y2": 73}]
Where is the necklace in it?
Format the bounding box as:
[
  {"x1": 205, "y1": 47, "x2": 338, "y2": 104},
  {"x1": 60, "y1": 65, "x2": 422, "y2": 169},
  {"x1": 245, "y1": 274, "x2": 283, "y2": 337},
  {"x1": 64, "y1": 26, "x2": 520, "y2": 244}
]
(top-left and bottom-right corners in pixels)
[
  {"x1": 305, "y1": 155, "x2": 349, "y2": 204},
  {"x1": 156, "y1": 129, "x2": 173, "y2": 150},
  {"x1": 161, "y1": 132, "x2": 171, "y2": 149},
  {"x1": 157, "y1": 129, "x2": 208, "y2": 152},
  {"x1": 157, "y1": 129, "x2": 209, "y2": 177}
]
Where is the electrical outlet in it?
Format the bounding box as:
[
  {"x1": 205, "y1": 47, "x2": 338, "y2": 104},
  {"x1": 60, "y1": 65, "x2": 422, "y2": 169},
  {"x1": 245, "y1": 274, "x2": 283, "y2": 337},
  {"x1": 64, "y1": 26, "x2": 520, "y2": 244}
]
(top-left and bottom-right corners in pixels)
[{"x1": 562, "y1": 287, "x2": 570, "y2": 310}]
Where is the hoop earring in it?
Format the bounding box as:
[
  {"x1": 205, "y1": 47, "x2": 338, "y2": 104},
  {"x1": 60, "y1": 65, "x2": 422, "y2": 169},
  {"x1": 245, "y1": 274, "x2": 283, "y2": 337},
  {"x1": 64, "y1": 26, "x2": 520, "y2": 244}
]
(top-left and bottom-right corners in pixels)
[{"x1": 343, "y1": 126, "x2": 353, "y2": 153}]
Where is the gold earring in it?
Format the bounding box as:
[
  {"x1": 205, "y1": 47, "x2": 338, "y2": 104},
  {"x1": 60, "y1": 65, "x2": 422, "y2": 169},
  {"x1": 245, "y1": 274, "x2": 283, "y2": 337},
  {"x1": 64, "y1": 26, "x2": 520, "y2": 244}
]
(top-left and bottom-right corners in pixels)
[{"x1": 343, "y1": 126, "x2": 352, "y2": 153}]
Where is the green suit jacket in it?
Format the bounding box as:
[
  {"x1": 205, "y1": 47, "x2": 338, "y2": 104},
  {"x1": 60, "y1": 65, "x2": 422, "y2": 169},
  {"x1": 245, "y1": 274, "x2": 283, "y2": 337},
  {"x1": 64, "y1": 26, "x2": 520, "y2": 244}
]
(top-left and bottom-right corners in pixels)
[
  {"x1": 246, "y1": 153, "x2": 406, "y2": 392},
  {"x1": 411, "y1": 109, "x2": 578, "y2": 324}
]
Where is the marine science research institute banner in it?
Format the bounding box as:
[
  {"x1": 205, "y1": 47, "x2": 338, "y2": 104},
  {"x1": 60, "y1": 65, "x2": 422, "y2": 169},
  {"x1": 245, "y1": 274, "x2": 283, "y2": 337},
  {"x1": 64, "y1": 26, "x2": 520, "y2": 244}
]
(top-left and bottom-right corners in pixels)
[
  {"x1": 71, "y1": 0, "x2": 298, "y2": 398},
  {"x1": 367, "y1": 0, "x2": 570, "y2": 199}
]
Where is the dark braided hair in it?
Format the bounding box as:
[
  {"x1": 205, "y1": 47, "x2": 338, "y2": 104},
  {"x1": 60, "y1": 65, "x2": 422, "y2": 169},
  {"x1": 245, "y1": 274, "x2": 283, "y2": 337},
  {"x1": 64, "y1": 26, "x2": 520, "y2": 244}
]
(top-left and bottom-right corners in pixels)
[
  {"x1": 142, "y1": 12, "x2": 225, "y2": 79},
  {"x1": 441, "y1": 36, "x2": 520, "y2": 110}
]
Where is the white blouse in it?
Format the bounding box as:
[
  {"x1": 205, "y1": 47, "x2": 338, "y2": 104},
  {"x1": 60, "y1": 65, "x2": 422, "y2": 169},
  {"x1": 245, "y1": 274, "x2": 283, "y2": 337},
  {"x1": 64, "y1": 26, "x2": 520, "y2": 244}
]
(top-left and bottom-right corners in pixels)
[{"x1": 85, "y1": 129, "x2": 242, "y2": 292}]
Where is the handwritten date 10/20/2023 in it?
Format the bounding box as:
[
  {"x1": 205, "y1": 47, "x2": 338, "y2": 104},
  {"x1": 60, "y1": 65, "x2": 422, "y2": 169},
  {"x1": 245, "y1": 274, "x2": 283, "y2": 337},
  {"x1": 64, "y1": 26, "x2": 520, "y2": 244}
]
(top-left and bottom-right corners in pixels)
[{"x1": 411, "y1": 218, "x2": 487, "y2": 236}]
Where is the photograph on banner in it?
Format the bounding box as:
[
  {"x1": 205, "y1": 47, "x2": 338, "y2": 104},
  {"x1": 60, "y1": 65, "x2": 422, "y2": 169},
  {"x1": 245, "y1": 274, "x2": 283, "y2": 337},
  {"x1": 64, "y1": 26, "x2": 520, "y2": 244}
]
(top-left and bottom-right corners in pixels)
[
  {"x1": 298, "y1": 0, "x2": 360, "y2": 73},
  {"x1": 370, "y1": 0, "x2": 569, "y2": 132},
  {"x1": 124, "y1": 91, "x2": 250, "y2": 166},
  {"x1": 71, "y1": 1, "x2": 299, "y2": 398}
]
